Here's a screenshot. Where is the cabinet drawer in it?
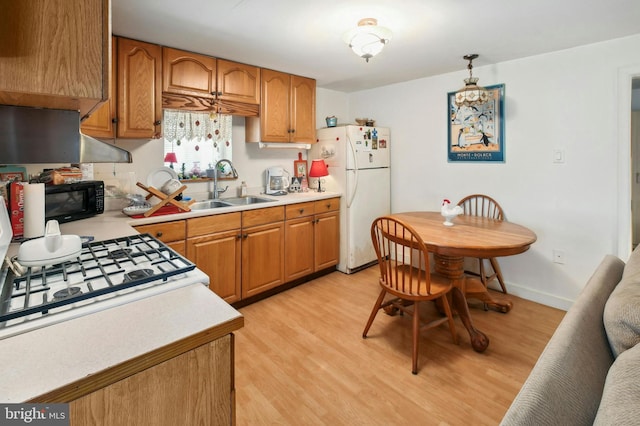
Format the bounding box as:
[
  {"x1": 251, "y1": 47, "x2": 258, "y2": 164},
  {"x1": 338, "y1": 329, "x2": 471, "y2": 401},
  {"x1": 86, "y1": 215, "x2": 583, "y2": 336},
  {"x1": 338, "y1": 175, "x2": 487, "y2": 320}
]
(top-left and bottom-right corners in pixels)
[
  {"x1": 134, "y1": 220, "x2": 185, "y2": 242},
  {"x1": 187, "y1": 212, "x2": 241, "y2": 238},
  {"x1": 285, "y1": 202, "x2": 315, "y2": 219},
  {"x1": 242, "y1": 206, "x2": 284, "y2": 228},
  {"x1": 314, "y1": 197, "x2": 340, "y2": 213}
]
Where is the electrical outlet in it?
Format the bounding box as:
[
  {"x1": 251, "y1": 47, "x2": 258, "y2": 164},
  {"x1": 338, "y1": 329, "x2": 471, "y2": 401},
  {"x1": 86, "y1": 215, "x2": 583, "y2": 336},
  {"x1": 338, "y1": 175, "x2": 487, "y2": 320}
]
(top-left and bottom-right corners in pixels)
[{"x1": 553, "y1": 249, "x2": 565, "y2": 264}]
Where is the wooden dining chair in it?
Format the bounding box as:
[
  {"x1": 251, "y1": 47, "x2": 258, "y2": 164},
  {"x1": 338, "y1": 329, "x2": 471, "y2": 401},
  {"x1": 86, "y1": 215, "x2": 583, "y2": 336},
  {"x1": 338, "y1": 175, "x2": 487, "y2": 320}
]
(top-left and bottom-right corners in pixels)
[
  {"x1": 363, "y1": 216, "x2": 458, "y2": 374},
  {"x1": 457, "y1": 194, "x2": 508, "y2": 294}
]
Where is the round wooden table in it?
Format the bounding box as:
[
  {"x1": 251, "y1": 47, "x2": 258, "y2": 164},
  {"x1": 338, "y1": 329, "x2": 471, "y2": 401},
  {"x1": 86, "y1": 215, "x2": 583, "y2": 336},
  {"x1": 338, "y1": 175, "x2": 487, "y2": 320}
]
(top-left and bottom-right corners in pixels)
[{"x1": 389, "y1": 211, "x2": 537, "y2": 352}]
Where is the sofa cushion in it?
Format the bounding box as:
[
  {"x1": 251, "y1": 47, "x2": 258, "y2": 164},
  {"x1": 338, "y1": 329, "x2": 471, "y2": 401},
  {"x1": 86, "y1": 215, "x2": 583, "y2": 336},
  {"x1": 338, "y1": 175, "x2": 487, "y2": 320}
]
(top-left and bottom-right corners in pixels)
[
  {"x1": 593, "y1": 341, "x2": 640, "y2": 425},
  {"x1": 603, "y1": 246, "x2": 640, "y2": 357},
  {"x1": 500, "y1": 255, "x2": 625, "y2": 426}
]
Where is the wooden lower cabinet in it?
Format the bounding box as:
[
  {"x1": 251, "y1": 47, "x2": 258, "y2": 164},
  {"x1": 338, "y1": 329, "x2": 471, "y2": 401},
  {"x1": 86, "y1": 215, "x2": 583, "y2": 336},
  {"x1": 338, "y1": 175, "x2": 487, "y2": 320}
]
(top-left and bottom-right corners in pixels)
[
  {"x1": 314, "y1": 209, "x2": 340, "y2": 270},
  {"x1": 241, "y1": 221, "x2": 285, "y2": 298},
  {"x1": 187, "y1": 213, "x2": 242, "y2": 303},
  {"x1": 284, "y1": 198, "x2": 340, "y2": 282},
  {"x1": 240, "y1": 206, "x2": 285, "y2": 298},
  {"x1": 134, "y1": 220, "x2": 186, "y2": 256},
  {"x1": 69, "y1": 334, "x2": 235, "y2": 426},
  {"x1": 136, "y1": 200, "x2": 337, "y2": 302}
]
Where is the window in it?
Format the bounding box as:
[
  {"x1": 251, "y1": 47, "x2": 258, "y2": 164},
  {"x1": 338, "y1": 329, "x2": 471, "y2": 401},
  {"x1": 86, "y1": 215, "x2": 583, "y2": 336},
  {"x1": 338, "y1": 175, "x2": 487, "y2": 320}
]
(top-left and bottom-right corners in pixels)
[{"x1": 163, "y1": 110, "x2": 233, "y2": 178}]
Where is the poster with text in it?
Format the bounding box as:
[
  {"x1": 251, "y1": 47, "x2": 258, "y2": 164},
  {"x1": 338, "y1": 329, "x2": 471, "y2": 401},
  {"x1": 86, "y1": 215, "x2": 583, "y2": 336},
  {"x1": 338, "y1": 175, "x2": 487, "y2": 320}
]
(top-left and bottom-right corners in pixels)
[{"x1": 447, "y1": 84, "x2": 505, "y2": 162}]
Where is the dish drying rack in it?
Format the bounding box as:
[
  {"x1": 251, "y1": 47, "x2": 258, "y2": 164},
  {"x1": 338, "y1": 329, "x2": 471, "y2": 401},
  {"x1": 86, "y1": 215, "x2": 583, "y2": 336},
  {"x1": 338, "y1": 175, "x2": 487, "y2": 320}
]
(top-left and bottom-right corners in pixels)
[{"x1": 136, "y1": 182, "x2": 195, "y2": 217}]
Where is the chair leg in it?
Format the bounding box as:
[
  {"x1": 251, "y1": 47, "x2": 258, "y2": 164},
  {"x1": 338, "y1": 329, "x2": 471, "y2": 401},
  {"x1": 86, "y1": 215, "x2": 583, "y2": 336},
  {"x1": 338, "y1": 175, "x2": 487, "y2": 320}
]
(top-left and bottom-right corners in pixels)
[
  {"x1": 412, "y1": 301, "x2": 420, "y2": 375},
  {"x1": 489, "y1": 257, "x2": 507, "y2": 294},
  {"x1": 363, "y1": 289, "x2": 387, "y2": 338},
  {"x1": 478, "y1": 258, "x2": 488, "y2": 288},
  {"x1": 441, "y1": 295, "x2": 458, "y2": 345}
]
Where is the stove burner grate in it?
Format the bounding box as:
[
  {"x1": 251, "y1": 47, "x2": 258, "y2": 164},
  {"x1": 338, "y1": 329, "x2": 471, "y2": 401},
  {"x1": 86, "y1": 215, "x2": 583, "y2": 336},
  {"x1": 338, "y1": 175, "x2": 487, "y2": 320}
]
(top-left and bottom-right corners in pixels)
[{"x1": 0, "y1": 233, "x2": 196, "y2": 324}]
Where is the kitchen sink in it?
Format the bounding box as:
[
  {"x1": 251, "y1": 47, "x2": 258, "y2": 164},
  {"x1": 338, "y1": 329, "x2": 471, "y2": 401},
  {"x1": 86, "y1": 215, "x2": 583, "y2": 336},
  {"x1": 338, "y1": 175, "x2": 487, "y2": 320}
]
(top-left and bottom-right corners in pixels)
[
  {"x1": 221, "y1": 196, "x2": 275, "y2": 205},
  {"x1": 190, "y1": 200, "x2": 233, "y2": 210}
]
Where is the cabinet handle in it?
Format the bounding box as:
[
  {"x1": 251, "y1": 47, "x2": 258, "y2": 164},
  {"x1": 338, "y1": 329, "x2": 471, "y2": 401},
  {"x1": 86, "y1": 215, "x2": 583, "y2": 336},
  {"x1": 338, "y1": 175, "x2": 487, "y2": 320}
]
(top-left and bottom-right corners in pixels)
[
  {"x1": 243, "y1": 233, "x2": 248, "y2": 239},
  {"x1": 218, "y1": 91, "x2": 223, "y2": 96},
  {"x1": 326, "y1": 203, "x2": 331, "y2": 209},
  {"x1": 156, "y1": 232, "x2": 163, "y2": 237},
  {"x1": 236, "y1": 233, "x2": 242, "y2": 239},
  {"x1": 153, "y1": 120, "x2": 161, "y2": 126},
  {"x1": 291, "y1": 129, "x2": 295, "y2": 133},
  {"x1": 299, "y1": 208, "x2": 304, "y2": 214}
]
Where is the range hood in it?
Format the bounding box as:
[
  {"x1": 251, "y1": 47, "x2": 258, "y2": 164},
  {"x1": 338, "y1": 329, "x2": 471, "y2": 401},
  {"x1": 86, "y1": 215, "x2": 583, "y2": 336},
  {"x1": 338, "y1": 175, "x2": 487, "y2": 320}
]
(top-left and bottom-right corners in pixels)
[{"x1": 0, "y1": 105, "x2": 132, "y2": 164}]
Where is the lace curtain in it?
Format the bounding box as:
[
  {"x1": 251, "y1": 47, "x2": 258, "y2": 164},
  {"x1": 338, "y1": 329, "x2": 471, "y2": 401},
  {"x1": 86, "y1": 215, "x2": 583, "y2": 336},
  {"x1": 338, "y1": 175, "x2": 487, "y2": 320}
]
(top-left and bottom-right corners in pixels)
[{"x1": 163, "y1": 110, "x2": 232, "y2": 177}]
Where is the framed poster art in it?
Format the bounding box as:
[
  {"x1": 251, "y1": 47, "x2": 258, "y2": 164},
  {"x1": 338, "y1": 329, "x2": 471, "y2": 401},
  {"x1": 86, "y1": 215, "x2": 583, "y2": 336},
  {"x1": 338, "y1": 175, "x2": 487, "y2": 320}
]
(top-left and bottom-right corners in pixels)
[{"x1": 447, "y1": 84, "x2": 505, "y2": 162}]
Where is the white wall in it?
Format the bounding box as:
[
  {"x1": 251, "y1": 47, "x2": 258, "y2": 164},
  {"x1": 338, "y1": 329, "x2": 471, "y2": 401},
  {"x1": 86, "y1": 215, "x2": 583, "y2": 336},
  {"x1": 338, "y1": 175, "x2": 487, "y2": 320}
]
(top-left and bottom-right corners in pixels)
[{"x1": 342, "y1": 34, "x2": 640, "y2": 310}]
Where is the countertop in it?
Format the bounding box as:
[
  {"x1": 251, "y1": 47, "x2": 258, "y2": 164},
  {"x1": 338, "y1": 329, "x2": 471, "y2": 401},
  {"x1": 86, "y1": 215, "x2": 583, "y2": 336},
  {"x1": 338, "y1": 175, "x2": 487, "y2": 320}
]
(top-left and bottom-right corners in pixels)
[
  {"x1": 0, "y1": 284, "x2": 243, "y2": 402},
  {"x1": 122, "y1": 190, "x2": 342, "y2": 227},
  {"x1": 1, "y1": 191, "x2": 339, "y2": 402}
]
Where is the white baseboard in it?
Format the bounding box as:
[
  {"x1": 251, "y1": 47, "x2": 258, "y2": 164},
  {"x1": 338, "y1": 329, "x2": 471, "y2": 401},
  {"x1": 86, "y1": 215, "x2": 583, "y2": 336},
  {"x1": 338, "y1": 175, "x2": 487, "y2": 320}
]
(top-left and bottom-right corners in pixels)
[{"x1": 487, "y1": 281, "x2": 573, "y2": 311}]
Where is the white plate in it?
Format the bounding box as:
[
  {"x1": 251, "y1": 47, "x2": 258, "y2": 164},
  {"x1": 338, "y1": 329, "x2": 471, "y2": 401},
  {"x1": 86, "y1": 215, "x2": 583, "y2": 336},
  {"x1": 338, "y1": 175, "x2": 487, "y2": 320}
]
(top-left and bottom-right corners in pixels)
[
  {"x1": 147, "y1": 167, "x2": 178, "y2": 189},
  {"x1": 122, "y1": 206, "x2": 152, "y2": 216}
]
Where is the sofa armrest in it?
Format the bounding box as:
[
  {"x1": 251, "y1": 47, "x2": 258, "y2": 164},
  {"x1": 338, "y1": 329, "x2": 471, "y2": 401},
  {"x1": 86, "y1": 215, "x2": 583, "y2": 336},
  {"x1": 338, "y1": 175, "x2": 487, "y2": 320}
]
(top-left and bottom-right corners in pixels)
[{"x1": 500, "y1": 255, "x2": 624, "y2": 426}]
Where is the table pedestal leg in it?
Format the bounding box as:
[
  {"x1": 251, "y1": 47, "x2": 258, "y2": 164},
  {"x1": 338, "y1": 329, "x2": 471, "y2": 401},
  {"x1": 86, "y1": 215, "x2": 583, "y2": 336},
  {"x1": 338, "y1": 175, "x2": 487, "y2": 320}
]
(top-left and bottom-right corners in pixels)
[{"x1": 434, "y1": 254, "x2": 489, "y2": 353}]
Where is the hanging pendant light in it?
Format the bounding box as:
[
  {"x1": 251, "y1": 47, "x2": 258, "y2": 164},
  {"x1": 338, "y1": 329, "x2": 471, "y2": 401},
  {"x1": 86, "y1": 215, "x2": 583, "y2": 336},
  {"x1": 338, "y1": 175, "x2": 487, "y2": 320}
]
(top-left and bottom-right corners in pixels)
[
  {"x1": 343, "y1": 18, "x2": 392, "y2": 63},
  {"x1": 455, "y1": 54, "x2": 489, "y2": 107}
]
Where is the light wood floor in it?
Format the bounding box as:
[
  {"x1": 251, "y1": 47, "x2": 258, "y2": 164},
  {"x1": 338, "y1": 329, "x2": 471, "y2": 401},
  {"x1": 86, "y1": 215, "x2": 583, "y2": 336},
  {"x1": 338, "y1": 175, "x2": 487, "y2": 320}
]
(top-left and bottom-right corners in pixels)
[{"x1": 234, "y1": 266, "x2": 565, "y2": 425}]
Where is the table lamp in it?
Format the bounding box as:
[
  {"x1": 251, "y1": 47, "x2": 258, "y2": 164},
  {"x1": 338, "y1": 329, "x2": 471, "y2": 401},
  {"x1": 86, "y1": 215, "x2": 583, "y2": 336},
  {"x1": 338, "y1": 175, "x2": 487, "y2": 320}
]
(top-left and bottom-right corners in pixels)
[
  {"x1": 164, "y1": 152, "x2": 178, "y2": 169},
  {"x1": 308, "y1": 159, "x2": 329, "y2": 192}
]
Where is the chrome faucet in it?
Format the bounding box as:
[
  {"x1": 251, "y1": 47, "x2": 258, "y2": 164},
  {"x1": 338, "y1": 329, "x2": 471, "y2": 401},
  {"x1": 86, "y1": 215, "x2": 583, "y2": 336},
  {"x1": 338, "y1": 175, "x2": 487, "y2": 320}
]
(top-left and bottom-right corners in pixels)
[{"x1": 212, "y1": 159, "x2": 237, "y2": 199}]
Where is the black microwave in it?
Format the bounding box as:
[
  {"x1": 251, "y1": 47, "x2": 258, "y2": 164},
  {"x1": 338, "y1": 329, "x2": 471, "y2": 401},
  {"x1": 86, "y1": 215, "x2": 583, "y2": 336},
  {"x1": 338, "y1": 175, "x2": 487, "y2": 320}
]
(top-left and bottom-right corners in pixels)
[{"x1": 45, "y1": 181, "x2": 104, "y2": 223}]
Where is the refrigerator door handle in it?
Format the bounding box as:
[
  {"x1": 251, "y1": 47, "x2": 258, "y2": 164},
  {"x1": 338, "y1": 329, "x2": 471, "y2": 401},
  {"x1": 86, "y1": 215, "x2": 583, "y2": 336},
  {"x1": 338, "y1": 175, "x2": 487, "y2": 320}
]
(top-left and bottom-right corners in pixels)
[{"x1": 347, "y1": 137, "x2": 359, "y2": 208}]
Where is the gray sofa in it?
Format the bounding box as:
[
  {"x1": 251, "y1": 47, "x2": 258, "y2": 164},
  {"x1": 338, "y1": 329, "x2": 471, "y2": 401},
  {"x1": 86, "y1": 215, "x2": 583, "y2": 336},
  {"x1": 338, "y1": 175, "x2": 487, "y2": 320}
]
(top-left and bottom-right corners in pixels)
[{"x1": 501, "y1": 248, "x2": 640, "y2": 425}]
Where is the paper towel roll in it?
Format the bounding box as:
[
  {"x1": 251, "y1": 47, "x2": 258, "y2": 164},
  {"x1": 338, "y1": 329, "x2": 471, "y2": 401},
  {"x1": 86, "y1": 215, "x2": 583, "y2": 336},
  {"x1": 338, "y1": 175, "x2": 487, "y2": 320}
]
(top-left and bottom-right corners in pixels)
[{"x1": 23, "y1": 183, "x2": 45, "y2": 239}]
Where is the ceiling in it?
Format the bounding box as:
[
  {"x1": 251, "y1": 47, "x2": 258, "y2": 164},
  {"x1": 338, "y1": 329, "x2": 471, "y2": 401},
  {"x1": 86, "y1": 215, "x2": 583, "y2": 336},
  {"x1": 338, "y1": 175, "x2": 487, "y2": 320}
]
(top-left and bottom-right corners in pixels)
[{"x1": 112, "y1": 0, "x2": 640, "y2": 93}]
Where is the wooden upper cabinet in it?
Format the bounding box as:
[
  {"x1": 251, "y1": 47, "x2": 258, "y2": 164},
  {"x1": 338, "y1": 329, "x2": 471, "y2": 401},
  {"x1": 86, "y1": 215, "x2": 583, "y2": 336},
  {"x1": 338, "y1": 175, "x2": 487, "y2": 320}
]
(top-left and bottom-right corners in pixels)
[
  {"x1": 246, "y1": 69, "x2": 316, "y2": 143},
  {"x1": 162, "y1": 47, "x2": 217, "y2": 99},
  {"x1": 258, "y1": 69, "x2": 291, "y2": 142},
  {"x1": 290, "y1": 75, "x2": 316, "y2": 143},
  {"x1": 81, "y1": 37, "x2": 117, "y2": 139},
  {"x1": 217, "y1": 59, "x2": 260, "y2": 105},
  {"x1": 0, "y1": 0, "x2": 109, "y2": 117},
  {"x1": 117, "y1": 37, "x2": 163, "y2": 139}
]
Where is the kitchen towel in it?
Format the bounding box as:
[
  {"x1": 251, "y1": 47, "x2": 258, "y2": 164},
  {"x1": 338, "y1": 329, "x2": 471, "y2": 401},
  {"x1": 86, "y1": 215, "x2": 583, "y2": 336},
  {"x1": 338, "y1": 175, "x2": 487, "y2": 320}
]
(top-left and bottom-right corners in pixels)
[{"x1": 23, "y1": 182, "x2": 45, "y2": 238}]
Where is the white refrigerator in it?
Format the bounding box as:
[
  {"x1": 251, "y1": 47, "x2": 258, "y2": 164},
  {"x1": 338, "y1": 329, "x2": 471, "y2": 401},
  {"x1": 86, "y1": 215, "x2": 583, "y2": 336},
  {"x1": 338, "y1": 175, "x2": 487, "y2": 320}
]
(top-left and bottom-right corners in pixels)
[{"x1": 311, "y1": 125, "x2": 391, "y2": 274}]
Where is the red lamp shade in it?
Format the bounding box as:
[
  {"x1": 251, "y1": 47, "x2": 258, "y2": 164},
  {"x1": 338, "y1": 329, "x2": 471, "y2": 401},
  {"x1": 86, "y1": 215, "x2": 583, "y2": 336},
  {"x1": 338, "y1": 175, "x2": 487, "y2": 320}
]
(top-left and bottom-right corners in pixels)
[
  {"x1": 308, "y1": 159, "x2": 329, "y2": 192},
  {"x1": 164, "y1": 152, "x2": 178, "y2": 163},
  {"x1": 308, "y1": 159, "x2": 329, "y2": 177}
]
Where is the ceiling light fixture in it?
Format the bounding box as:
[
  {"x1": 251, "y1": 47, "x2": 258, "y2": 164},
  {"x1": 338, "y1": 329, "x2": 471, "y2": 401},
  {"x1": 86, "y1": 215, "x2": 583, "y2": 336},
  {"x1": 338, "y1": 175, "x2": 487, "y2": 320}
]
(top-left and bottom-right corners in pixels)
[
  {"x1": 455, "y1": 54, "x2": 489, "y2": 107},
  {"x1": 343, "y1": 18, "x2": 392, "y2": 63}
]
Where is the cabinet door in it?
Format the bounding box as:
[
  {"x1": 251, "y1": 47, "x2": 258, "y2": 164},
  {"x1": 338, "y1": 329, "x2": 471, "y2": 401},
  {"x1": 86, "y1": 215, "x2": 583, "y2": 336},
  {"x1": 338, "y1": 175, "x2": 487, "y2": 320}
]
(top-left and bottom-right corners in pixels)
[
  {"x1": 242, "y1": 222, "x2": 285, "y2": 298},
  {"x1": 284, "y1": 217, "x2": 314, "y2": 282},
  {"x1": 217, "y1": 60, "x2": 260, "y2": 105},
  {"x1": 0, "y1": 0, "x2": 108, "y2": 117},
  {"x1": 259, "y1": 69, "x2": 290, "y2": 143},
  {"x1": 117, "y1": 37, "x2": 162, "y2": 139},
  {"x1": 290, "y1": 74, "x2": 316, "y2": 143},
  {"x1": 314, "y1": 211, "x2": 340, "y2": 270},
  {"x1": 163, "y1": 47, "x2": 217, "y2": 99},
  {"x1": 187, "y1": 230, "x2": 241, "y2": 303},
  {"x1": 82, "y1": 36, "x2": 117, "y2": 139}
]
